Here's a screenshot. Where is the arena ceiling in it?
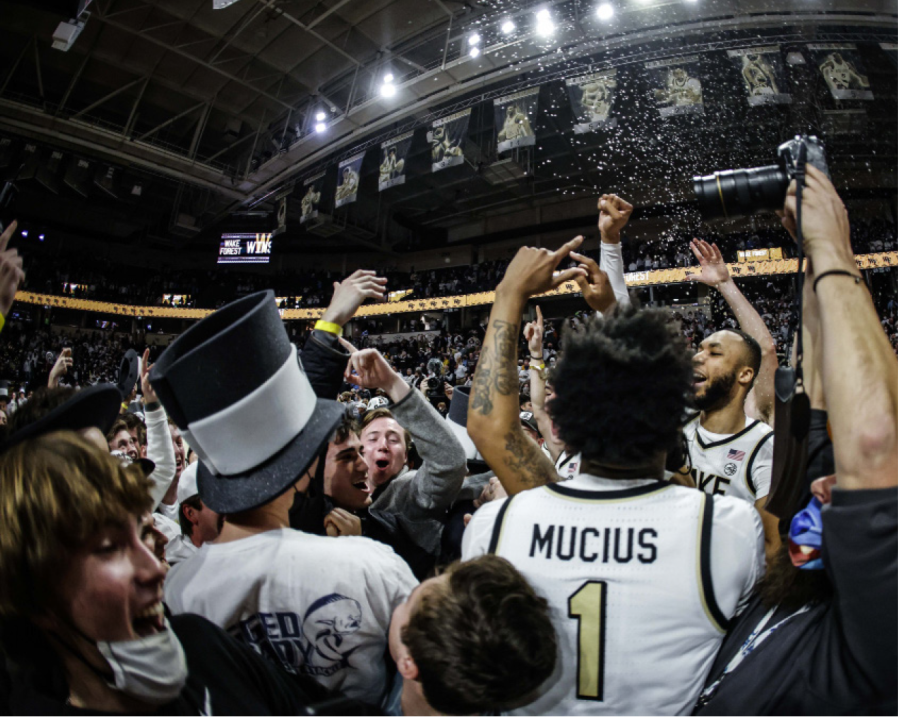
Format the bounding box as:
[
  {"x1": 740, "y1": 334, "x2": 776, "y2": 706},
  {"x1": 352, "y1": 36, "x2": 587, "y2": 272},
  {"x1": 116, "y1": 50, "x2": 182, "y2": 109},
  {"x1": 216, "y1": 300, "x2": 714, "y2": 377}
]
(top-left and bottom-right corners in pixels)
[{"x1": 0, "y1": 0, "x2": 896, "y2": 259}]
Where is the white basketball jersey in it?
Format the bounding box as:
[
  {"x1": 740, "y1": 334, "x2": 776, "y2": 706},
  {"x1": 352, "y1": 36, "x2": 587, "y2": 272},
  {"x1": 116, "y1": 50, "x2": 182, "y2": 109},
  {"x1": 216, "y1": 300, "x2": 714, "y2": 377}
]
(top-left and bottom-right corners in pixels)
[
  {"x1": 684, "y1": 413, "x2": 775, "y2": 504},
  {"x1": 462, "y1": 475, "x2": 763, "y2": 716}
]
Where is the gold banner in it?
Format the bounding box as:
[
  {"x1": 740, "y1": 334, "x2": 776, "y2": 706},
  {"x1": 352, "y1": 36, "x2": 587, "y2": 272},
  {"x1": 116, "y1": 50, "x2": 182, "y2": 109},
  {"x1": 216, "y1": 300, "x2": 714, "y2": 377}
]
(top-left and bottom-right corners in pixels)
[{"x1": 15, "y1": 253, "x2": 897, "y2": 320}]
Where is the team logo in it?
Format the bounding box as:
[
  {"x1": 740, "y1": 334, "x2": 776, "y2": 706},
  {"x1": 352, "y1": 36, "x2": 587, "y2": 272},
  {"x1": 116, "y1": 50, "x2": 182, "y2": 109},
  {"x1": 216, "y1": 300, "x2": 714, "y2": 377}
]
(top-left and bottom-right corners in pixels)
[
  {"x1": 301, "y1": 594, "x2": 363, "y2": 677},
  {"x1": 724, "y1": 462, "x2": 738, "y2": 477}
]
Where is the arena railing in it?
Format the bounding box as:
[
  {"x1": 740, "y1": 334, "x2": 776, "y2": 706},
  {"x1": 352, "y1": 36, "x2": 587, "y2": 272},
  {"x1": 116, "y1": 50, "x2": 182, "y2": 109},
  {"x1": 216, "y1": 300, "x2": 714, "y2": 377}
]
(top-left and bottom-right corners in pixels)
[{"x1": 14, "y1": 253, "x2": 897, "y2": 321}]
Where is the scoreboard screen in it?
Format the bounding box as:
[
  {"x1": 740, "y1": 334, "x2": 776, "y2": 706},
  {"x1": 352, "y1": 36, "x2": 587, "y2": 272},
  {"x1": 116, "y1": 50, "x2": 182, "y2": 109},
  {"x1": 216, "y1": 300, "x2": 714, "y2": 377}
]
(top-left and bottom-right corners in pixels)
[{"x1": 218, "y1": 233, "x2": 273, "y2": 264}]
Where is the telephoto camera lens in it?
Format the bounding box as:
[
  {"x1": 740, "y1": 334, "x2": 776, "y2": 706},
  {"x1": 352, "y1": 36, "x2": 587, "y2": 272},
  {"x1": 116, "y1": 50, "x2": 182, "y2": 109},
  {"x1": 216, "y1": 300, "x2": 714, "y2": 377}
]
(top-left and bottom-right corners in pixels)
[{"x1": 693, "y1": 165, "x2": 789, "y2": 221}]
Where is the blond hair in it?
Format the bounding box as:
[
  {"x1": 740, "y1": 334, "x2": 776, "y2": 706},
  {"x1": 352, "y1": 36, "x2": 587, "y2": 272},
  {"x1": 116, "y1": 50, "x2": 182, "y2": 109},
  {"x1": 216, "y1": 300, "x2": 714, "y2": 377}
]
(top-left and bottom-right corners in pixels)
[{"x1": 0, "y1": 431, "x2": 153, "y2": 618}]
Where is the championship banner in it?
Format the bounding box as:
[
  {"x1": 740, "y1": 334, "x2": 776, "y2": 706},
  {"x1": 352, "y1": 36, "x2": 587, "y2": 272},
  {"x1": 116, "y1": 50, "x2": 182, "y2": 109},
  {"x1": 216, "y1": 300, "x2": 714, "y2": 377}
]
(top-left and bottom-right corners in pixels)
[
  {"x1": 807, "y1": 44, "x2": 874, "y2": 100},
  {"x1": 880, "y1": 43, "x2": 897, "y2": 67},
  {"x1": 494, "y1": 87, "x2": 539, "y2": 152},
  {"x1": 335, "y1": 152, "x2": 364, "y2": 208},
  {"x1": 378, "y1": 131, "x2": 413, "y2": 191},
  {"x1": 645, "y1": 55, "x2": 704, "y2": 117},
  {"x1": 299, "y1": 171, "x2": 324, "y2": 224},
  {"x1": 565, "y1": 69, "x2": 617, "y2": 134},
  {"x1": 272, "y1": 182, "x2": 293, "y2": 237},
  {"x1": 727, "y1": 46, "x2": 792, "y2": 106},
  {"x1": 429, "y1": 109, "x2": 470, "y2": 172}
]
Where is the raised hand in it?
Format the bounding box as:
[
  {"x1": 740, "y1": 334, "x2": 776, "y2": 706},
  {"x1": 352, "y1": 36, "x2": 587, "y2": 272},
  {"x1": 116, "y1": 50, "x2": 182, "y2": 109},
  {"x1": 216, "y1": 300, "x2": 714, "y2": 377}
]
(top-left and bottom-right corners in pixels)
[
  {"x1": 140, "y1": 348, "x2": 160, "y2": 405},
  {"x1": 497, "y1": 236, "x2": 587, "y2": 301},
  {"x1": 782, "y1": 164, "x2": 853, "y2": 270},
  {"x1": 597, "y1": 194, "x2": 634, "y2": 243},
  {"x1": 345, "y1": 348, "x2": 409, "y2": 401},
  {"x1": 321, "y1": 270, "x2": 388, "y2": 327},
  {"x1": 687, "y1": 239, "x2": 730, "y2": 287},
  {"x1": 48, "y1": 348, "x2": 73, "y2": 388},
  {"x1": 0, "y1": 220, "x2": 24, "y2": 318},
  {"x1": 570, "y1": 250, "x2": 616, "y2": 313},
  {"x1": 523, "y1": 305, "x2": 545, "y2": 358}
]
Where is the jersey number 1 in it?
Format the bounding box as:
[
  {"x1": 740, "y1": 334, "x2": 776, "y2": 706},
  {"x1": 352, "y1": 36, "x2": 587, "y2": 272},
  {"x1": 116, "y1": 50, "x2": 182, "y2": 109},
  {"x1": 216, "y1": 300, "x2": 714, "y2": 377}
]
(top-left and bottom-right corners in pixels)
[{"x1": 568, "y1": 581, "x2": 607, "y2": 701}]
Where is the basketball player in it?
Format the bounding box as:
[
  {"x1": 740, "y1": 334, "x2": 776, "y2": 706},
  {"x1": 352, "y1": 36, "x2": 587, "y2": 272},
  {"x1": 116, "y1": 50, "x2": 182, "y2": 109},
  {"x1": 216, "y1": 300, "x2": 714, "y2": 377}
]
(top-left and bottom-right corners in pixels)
[
  {"x1": 464, "y1": 237, "x2": 764, "y2": 715},
  {"x1": 686, "y1": 238, "x2": 781, "y2": 562}
]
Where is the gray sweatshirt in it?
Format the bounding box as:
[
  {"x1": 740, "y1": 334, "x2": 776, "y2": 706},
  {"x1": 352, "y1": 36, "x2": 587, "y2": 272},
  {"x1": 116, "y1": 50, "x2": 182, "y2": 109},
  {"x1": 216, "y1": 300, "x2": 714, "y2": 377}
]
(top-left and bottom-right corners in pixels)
[{"x1": 369, "y1": 388, "x2": 467, "y2": 555}]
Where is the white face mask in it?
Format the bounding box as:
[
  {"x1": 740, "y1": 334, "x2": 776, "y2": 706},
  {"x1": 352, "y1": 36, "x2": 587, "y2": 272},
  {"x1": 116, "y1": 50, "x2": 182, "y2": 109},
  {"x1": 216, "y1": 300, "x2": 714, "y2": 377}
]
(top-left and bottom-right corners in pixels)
[{"x1": 95, "y1": 620, "x2": 188, "y2": 706}]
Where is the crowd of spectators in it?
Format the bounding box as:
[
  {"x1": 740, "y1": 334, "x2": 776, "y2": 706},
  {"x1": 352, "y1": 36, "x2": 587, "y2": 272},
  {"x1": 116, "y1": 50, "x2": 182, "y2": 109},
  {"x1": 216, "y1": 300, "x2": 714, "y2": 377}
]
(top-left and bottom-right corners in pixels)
[
  {"x1": 2, "y1": 265, "x2": 896, "y2": 395},
  {"x1": 0, "y1": 177, "x2": 895, "y2": 715},
  {"x1": 17, "y1": 219, "x2": 895, "y2": 312}
]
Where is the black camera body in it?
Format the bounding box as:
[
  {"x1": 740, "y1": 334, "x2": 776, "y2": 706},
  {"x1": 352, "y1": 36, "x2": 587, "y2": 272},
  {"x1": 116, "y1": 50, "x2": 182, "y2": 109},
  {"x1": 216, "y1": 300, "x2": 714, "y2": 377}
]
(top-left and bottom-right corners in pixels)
[{"x1": 693, "y1": 135, "x2": 830, "y2": 221}]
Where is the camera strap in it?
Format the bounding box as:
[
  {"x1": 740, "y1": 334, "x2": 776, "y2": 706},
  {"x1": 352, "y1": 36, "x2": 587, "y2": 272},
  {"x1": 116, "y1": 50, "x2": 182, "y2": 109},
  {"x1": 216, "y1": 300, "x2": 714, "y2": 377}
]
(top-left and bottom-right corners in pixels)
[{"x1": 766, "y1": 142, "x2": 812, "y2": 520}]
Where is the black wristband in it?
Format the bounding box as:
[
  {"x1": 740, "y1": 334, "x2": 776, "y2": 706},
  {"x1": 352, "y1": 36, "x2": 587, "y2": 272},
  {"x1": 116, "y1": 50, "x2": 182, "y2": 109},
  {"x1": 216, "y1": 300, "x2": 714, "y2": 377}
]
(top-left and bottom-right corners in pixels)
[
  {"x1": 142, "y1": 400, "x2": 161, "y2": 412},
  {"x1": 530, "y1": 355, "x2": 543, "y2": 360},
  {"x1": 813, "y1": 270, "x2": 862, "y2": 294}
]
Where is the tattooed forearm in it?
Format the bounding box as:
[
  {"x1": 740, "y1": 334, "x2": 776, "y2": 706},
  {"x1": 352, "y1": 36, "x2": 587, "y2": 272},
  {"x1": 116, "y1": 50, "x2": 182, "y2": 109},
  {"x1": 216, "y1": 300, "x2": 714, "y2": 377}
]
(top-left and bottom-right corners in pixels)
[
  {"x1": 502, "y1": 425, "x2": 557, "y2": 491},
  {"x1": 492, "y1": 319, "x2": 518, "y2": 396},
  {"x1": 470, "y1": 351, "x2": 494, "y2": 416}
]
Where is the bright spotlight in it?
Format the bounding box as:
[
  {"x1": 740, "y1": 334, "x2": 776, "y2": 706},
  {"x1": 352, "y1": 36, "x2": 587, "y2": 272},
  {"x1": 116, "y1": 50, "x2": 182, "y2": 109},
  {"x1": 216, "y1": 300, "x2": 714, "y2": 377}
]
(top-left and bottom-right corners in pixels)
[
  {"x1": 468, "y1": 33, "x2": 481, "y2": 46},
  {"x1": 596, "y1": 3, "x2": 614, "y2": 20},
  {"x1": 501, "y1": 19, "x2": 515, "y2": 34},
  {"x1": 20, "y1": 230, "x2": 27, "y2": 237},
  {"x1": 38, "y1": 234, "x2": 45, "y2": 241},
  {"x1": 469, "y1": 46, "x2": 481, "y2": 58},
  {"x1": 535, "y1": 8, "x2": 554, "y2": 36},
  {"x1": 315, "y1": 122, "x2": 326, "y2": 133},
  {"x1": 315, "y1": 111, "x2": 326, "y2": 122},
  {"x1": 380, "y1": 82, "x2": 396, "y2": 97},
  {"x1": 384, "y1": 72, "x2": 394, "y2": 83}
]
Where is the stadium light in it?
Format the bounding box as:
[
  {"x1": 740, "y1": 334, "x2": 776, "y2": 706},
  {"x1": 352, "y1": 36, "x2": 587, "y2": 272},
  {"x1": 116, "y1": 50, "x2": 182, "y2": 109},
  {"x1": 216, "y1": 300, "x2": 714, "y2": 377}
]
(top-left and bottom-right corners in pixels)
[
  {"x1": 469, "y1": 46, "x2": 481, "y2": 58},
  {"x1": 596, "y1": 3, "x2": 614, "y2": 20},
  {"x1": 468, "y1": 33, "x2": 481, "y2": 46},
  {"x1": 315, "y1": 111, "x2": 326, "y2": 122},
  {"x1": 501, "y1": 19, "x2": 516, "y2": 34},
  {"x1": 380, "y1": 82, "x2": 396, "y2": 97},
  {"x1": 535, "y1": 8, "x2": 554, "y2": 37}
]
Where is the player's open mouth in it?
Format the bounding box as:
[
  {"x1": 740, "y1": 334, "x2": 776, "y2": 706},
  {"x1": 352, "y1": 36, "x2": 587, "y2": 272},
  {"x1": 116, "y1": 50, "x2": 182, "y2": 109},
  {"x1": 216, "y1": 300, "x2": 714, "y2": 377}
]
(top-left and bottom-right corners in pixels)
[
  {"x1": 352, "y1": 479, "x2": 369, "y2": 492},
  {"x1": 375, "y1": 459, "x2": 390, "y2": 470},
  {"x1": 693, "y1": 372, "x2": 707, "y2": 387},
  {"x1": 133, "y1": 600, "x2": 165, "y2": 637}
]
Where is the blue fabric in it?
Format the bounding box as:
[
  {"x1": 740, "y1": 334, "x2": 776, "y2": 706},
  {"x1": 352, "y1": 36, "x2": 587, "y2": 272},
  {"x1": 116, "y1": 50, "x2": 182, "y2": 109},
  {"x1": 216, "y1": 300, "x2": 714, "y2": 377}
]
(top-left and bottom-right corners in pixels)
[{"x1": 789, "y1": 496, "x2": 825, "y2": 570}]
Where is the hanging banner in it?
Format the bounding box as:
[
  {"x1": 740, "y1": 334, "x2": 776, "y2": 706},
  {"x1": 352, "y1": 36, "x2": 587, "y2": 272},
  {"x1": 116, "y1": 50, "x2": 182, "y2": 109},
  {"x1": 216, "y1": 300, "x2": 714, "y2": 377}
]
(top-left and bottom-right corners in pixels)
[
  {"x1": 378, "y1": 131, "x2": 413, "y2": 191},
  {"x1": 272, "y1": 182, "x2": 292, "y2": 236},
  {"x1": 429, "y1": 109, "x2": 470, "y2": 172},
  {"x1": 335, "y1": 152, "x2": 364, "y2": 208},
  {"x1": 299, "y1": 172, "x2": 324, "y2": 224},
  {"x1": 565, "y1": 69, "x2": 617, "y2": 134},
  {"x1": 494, "y1": 87, "x2": 539, "y2": 152},
  {"x1": 727, "y1": 46, "x2": 792, "y2": 106},
  {"x1": 645, "y1": 55, "x2": 704, "y2": 117},
  {"x1": 879, "y1": 42, "x2": 897, "y2": 67},
  {"x1": 807, "y1": 44, "x2": 874, "y2": 100}
]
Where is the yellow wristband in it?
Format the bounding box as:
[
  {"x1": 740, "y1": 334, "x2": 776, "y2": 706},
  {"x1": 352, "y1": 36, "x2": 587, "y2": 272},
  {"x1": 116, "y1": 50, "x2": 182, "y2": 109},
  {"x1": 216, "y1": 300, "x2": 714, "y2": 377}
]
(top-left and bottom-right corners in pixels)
[
  {"x1": 0, "y1": 313, "x2": 5, "y2": 334},
  {"x1": 314, "y1": 320, "x2": 342, "y2": 336},
  {"x1": 529, "y1": 363, "x2": 545, "y2": 371}
]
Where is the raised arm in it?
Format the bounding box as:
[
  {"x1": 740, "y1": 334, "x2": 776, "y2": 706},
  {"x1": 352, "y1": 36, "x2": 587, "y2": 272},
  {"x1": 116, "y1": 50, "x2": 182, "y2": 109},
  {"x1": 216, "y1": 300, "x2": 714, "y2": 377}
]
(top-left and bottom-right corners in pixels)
[
  {"x1": 0, "y1": 220, "x2": 24, "y2": 332},
  {"x1": 301, "y1": 269, "x2": 386, "y2": 398},
  {"x1": 468, "y1": 237, "x2": 586, "y2": 495},
  {"x1": 524, "y1": 305, "x2": 564, "y2": 462},
  {"x1": 688, "y1": 239, "x2": 777, "y2": 425},
  {"x1": 784, "y1": 165, "x2": 897, "y2": 490},
  {"x1": 596, "y1": 194, "x2": 634, "y2": 311}
]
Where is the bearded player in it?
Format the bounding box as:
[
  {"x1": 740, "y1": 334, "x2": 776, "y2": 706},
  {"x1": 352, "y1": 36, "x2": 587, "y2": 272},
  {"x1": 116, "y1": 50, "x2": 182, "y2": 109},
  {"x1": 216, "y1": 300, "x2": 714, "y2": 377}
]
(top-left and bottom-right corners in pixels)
[{"x1": 685, "y1": 238, "x2": 781, "y2": 563}]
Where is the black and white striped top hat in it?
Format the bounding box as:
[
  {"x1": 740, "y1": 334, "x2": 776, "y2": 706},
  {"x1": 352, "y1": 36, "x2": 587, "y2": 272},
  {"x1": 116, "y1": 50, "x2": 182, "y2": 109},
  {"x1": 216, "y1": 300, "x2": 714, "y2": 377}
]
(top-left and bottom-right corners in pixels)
[{"x1": 149, "y1": 290, "x2": 344, "y2": 514}]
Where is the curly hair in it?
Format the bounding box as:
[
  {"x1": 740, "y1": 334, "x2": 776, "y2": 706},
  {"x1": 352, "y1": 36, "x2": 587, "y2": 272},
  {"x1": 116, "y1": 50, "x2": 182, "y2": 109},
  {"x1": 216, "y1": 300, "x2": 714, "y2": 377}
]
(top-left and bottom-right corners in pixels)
[{"x1": 548, "y1": 308, "x2": 692, "y2": 467}]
